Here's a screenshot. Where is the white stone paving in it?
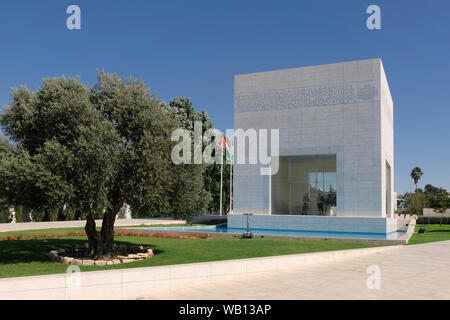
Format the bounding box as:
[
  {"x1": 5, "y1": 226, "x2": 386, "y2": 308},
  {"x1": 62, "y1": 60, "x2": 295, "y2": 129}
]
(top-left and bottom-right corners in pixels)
[{"x1": 147, "y1": 241, "x2": 450, "y2": 300}]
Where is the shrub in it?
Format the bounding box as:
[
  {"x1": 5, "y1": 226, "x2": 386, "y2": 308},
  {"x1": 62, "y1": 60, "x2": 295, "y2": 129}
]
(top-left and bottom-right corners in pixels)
[
  {"x1": 406, "y1": 193, "x2": 426, "y2": 215},
  {"x1": 417, "y1": 216, "x2": 450, "y2": 224},
  {"x1": 0, "y1": 209, "x2": 9, "y2": 223}
]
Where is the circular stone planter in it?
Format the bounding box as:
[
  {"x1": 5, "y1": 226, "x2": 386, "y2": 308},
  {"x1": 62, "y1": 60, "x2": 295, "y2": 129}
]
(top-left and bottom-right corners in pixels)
[{"x1": 47, "y1": 243, "x2": 154, "y2": 265}]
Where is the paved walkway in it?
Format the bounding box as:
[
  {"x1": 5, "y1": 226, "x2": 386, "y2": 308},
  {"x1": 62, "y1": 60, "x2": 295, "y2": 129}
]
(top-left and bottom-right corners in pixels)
[
  {"x1": 0, "y1": 218, "x2": 185, "y2": 233},
  {"x1": 148, "y1": 241, "x2": 450, "y2": 300}
]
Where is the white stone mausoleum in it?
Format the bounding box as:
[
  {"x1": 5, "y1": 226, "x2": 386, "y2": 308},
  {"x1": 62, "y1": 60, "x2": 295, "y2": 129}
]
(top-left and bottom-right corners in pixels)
[{"x1": 229, "y1": 59, "x2": 396, "y2": 234}]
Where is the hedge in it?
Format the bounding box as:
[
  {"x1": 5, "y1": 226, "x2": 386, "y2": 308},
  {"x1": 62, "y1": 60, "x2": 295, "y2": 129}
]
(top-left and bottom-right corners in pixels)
[{"x1": 417, "y1": 216, "x2": 450, "y2": 225}]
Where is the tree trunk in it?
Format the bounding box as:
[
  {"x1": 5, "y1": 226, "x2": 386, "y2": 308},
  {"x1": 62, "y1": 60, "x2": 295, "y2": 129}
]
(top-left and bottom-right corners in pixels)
[
  {"x1": 85, "y1": 212, "x2": 100, "y2": 256},
  {"x1": 84, "y1": 201, "x2": 122, "y2": 256},
  {"x1": 43, "y1": 210, "x2": 49, "y2": 221},
  {"x1": 49, "y1": 208, "x2": 58, "y2": 221},
  {"x1": 21, "y1": 207, "x2": 33, "y2": 222},
  {"x1": 74, "y1": 209, "x2": 82, "y2": 220},
  {"x1": 57, "y1": 205, "x2": 67, "y2": 221}
]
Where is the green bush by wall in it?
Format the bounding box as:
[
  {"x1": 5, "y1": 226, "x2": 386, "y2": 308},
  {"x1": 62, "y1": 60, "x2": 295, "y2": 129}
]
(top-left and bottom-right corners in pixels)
[{"x1": 417, "y1": 216, "x2": 450, "y2": 224}]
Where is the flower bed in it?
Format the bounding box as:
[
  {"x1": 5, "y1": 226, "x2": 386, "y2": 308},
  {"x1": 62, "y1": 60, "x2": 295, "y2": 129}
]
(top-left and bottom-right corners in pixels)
[{"x1": 0, "y1": 230, "x2": 207, "y2": 242}]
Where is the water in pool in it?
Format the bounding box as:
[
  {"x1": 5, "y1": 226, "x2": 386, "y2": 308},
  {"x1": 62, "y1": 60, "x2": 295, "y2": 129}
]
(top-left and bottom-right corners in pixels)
[{"x1": 138, "y1": 224, "x2": 405, "y2": 240}]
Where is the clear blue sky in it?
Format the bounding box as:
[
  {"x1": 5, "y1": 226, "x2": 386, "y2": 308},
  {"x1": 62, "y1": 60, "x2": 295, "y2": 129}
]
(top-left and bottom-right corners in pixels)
[{"x1": 0, "y1": 0, "x2": 449, "y2": 194}]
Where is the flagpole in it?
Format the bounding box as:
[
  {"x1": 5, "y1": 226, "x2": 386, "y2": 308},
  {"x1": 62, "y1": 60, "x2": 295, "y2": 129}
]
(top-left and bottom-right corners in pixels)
[
  {"x1": 229, "y1": 162, "x2": 232, "y2": 213},
  {"x1": 219, "y1": 135, "x2": 224, "y2": 216}
]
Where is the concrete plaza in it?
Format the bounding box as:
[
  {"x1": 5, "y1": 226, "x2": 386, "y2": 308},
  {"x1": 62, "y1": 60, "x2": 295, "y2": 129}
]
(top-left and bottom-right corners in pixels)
[{"x1": 148, "y1": 240, "x2": 450, "y2": 300}]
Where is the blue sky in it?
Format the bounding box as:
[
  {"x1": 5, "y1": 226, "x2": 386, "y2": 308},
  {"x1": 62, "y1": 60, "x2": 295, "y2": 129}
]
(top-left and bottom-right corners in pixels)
[{"x1": 0, "y1": 0, "x2": 449, "y2": 194}]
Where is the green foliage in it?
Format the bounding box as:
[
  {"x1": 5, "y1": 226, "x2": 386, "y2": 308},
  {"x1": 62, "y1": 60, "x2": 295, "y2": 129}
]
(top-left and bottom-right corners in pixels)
[
  {"x1": 15, "y1": 206, "x2": 22, "y2": 222},
  {"x1": 203, "y1": 152, "x2": 233, "y2": 214},
  {"x1": 204, "y1": 163, "x2": 221, "y2": 213},
  {"x1": 0, "y1": 77, "x2": 97, "y2": 214},
  {"x1": 0, "y1": 72, "x2": 230, "y2": 253},
  {"x1": 424, "y1": 184, "x2": 447, "y2": 195},
  {"x1": 166, "y1": 97, "x2": 214, "y2": 221},
  {"x1": 167, "y1": 99, "x2": 233, "y2": 216},
  {"x1": 416, "y1": 217, "x2": 450, "y2": 225},
  {"x1": 432, "y1": 193, "x2": 448, "y2": 225},
  {"x1": 0, "y1": 210, "x2": 9, "y2": 223},
  {"x1": 0, "y1": 137, "x2": 14, "y2": 211},
  {"x1": 88, "y1": 72, "x2": 184, "y2": 221},
  {"x1": 0, "y1": 136, "x2": 14, "y2": 155},
  {"x1": 406, "y1": 193, "x2": 426, "y2": 215},
  {"x1": 1, "y1": 79, "x2": 96, "y2": 155},
  {"x1": 302, "y1": 194, "x2": 310, "y2": 215},
  {"x1": 0, "y1": 73, "x2": 181, "y2": 218},
  {"x1": 0, "y1": 147, "x2": 72, "y2": 211},
  {"x1": 0, "y1": 73, "x2": 222, "y2": 252},
  {"x1": 425, "y1": 193, "x2": 450, "y2": 209}
]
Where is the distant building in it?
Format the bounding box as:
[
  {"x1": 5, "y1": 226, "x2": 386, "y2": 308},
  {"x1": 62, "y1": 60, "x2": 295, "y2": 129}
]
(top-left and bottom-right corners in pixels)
[{"x1": 396, "y1": 194, "x2": 407, "y2": 210}]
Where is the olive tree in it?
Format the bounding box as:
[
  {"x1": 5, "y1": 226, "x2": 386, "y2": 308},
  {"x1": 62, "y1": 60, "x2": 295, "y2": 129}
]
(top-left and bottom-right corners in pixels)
[{"x1": 0, "y1": 73, "x2": 185, "y2": 256}]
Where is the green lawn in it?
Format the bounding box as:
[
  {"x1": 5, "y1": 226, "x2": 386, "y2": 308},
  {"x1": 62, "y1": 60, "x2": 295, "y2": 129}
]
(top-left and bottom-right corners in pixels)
[
  {"x1": 408, "y1": 224, "x2": 450, "y2": 245},
  {"x1": 0, "y1": 226, "x2": 380, "y2": 279}
]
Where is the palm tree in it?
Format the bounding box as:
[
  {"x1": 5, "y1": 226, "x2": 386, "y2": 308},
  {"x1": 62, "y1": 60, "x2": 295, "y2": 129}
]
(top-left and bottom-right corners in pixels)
[{"x1": 410, "y1": 167, "x2": 424, "y2": 193}]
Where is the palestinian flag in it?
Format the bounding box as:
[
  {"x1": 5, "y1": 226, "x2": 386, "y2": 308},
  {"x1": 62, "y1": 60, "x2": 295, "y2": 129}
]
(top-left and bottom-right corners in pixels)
[{"x1": 222, "y1": 134, "x2": 233, "y2": 164}]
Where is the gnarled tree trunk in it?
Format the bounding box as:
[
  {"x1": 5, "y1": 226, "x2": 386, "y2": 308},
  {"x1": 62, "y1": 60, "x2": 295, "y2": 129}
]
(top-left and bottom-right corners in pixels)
[
  {"x1": 84, "y1": 200, "x2": 122, "y2": 256},
  {"x1": 85, "y1": 212, "x2": 100, "y2": 256}
]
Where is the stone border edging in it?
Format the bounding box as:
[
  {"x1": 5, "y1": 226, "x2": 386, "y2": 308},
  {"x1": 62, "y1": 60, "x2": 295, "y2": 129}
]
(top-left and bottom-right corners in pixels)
[
  {"x1": 398, "y1": 218, "x2": 416, "y2": 244},
  {"x1": 48, "y1": 246, "x2": 154, "y2": 266},
  {"x1": 0, "y1": 244, "x2": 402, "y2": 300}
]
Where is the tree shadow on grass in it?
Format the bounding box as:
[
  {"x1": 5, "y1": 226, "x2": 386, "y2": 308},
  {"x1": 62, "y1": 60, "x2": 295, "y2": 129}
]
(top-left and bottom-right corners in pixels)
[
  {"x1": 0, "y1": 239, "x2": 86, "y2": 265},
  {"x1": 0, "y1": 238, "x2": 164, "y2": 265}
]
